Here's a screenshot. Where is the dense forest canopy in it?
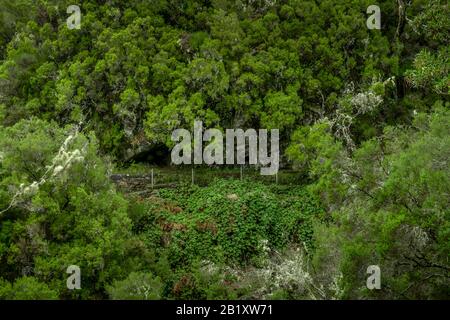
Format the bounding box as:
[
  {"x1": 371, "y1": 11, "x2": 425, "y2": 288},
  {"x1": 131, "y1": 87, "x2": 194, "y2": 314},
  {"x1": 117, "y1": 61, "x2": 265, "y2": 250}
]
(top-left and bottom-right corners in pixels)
[{"x1": 0, "y1": 0, "x2": 448, "y2": 300}]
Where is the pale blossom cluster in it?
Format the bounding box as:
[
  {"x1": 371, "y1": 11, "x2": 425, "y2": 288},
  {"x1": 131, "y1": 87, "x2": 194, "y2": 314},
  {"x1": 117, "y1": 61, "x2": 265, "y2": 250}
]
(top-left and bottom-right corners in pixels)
[{"x1": 0, "y1": 128, "x2": 86, "y2": 215}]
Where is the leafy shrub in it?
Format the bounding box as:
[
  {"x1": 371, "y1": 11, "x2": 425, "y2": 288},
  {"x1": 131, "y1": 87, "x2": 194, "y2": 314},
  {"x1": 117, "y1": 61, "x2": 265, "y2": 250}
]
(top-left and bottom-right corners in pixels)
[
  {"x1": 149, "y1": 179, "x2": 324, "y2": 266},
  {"x1": 311, "y1": 107, "x2": 450, "y2": 299},
  {"x1": 0, "y1": 119, "x2": 146, "y2": 299},
  {"x1": 0, "y1": 277, "x2": 58, "y2": 300},
  {"x1": 107, "y1": 272, "x2": 163, "y2": 300}
]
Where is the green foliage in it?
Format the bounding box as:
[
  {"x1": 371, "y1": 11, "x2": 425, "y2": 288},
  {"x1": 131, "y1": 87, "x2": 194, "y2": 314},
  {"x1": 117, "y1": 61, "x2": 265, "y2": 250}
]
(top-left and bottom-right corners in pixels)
[
  {"x1": 405, "y1": 48, "x2": 449, "y2": 95},
  {"x1": 107, "y1": 272, "x2": 163, "y2": 300},
  {"x1": 0, "y1": 0, "x2": 409, "y2": 159},
  {"x1": 144, "y1": 180, "x2": 324, "y2": 266},
  {"x1": 0, "y1": 276, "x2": 58, "y2": 300},
  {"x1": 409, "y1": 0, "x2": 449, "y2": 44},
  {"x1": 311, "y1": 107, "x2": 450, "y2": 299},
  {"x1": 0, "y1": 119, "x2": 150, "y2": 299},
  {"x1": 287, "y1": 121, "x2": 348, "y2": 207}
]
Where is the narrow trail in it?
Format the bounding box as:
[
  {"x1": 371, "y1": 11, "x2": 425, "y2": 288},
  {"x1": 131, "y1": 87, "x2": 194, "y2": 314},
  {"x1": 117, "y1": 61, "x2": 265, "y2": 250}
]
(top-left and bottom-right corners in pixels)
[{"x1": 110, "y1": 169, "x2": 301, "y2": 194}]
